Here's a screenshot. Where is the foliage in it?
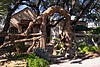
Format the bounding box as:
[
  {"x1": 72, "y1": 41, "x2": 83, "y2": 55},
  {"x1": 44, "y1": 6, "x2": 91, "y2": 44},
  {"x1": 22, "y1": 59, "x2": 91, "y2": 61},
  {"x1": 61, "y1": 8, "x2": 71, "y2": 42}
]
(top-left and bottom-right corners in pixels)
[
  {"x1": 88, "y1": 27, "x2": 100, "y2": 34},
  {"x1": 15, "y1": 42, "x2": 29, "y2": 52},
  {"x1": 34, "y1": 48, "x2": 50, "y2": 61},
  {"x1": 1, "y1": 0, "x2": 100, "y2": 24},
  {"x1": 78, "y1": 42, "x2": 100, "y2": 54},
  {"x1": 0, "y1": 0, "x2": 16, "y2": 22},
  {"x1": 53, "y1": 38, "x2": 66, "y2": 55},
  {"x1": 14, "y1": 53, "x2": 49, "y2": 67}
]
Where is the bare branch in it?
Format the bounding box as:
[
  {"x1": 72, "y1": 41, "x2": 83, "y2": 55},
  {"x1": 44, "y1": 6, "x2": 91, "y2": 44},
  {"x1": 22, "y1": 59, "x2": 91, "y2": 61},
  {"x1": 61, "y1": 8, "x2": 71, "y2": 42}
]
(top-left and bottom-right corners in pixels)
[
  {"x1": 71, "y1": 0, "x2": 95, "y2": 25},
  {"x1": 36, "y1": 0, "x2": 41, "y2": 15},
  {"x1": 72, "y1": 0, "x2": 76, "y2": 9},
  {"x1": 37, "y1": 0, "x2": 41, "y2": 7},
  {"x1": 41, "y1": 0, "x2": 47, "y2": 9},
  {"x1": 20, "y1": 0, "x2": 41, "y2": 15},
  {"x1": 0, "y1": 33, "x2": 41, "y2": 37},
  {"x1": 82, "y1": 0, "x2": 87, "y2": 6},
  {"x1": 2, "y1": 0, "x2": 23, "y2": 32},
  {"x1": 62, "y1": 0, "x2": 70, "y2": 11},
  {"x1": 19, "y1": 2, "x2": 37, "y2": 9},
  {"x1": 56, "y1": 0, "x2": 60, "y2": 5},
  {"x1": 50, "y1": 17, "x2": 64, "y2": 27}
]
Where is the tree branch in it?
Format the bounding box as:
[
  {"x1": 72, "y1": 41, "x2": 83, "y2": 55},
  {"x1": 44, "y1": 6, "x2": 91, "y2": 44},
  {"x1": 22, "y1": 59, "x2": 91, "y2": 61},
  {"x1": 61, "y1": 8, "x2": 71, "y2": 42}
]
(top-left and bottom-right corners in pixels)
[
  {"x1": 0, "y1": 33, "x2": 41, "y2": 37},
  {"x1": 64, "y1": 0, "x2": 70, "y2": 11},
  {"x1": 36, "y1": 0, "x2": 41, "y2": 15},
  {"x1": 2, "y1": 0, "x2": 23, "y2": 32},
  {"x1": 72, "y1": 0, "x2": 76, "y2": 9},
  {"x1": 70, "y1": 0, "x2": 76, "y2": 15},
  {"x1": 20, "y1": 2, "x2": 37, "y2": 9},
  {"x1": 71, "y1": 0, "x2": 95, "y2": 25},
  {"x1": 41, "y1": 0, "x2": 47, "y2": 10},
  {"x1": 22, "y1": 0, "x2": 41, "y2": 15},
  {"x1": 50, "y1": 17, "x2": 64, "y2": 27},
  {"x1": 0, "y1": 36, "x2": 41, "y2": 48},
  {"x1": 82, "y1": 0, "x2": 87, "y2": 7},
  {"x1": 56, "y1": 0, "x2": 60, "y2": 5}
]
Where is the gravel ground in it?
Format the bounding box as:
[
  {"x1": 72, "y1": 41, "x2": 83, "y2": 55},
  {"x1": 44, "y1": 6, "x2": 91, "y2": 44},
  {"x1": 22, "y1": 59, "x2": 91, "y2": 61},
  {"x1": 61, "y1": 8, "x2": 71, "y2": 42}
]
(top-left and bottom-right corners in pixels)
[{"x1": 50, "y1": 57, "x2": 100, "y2": 67}]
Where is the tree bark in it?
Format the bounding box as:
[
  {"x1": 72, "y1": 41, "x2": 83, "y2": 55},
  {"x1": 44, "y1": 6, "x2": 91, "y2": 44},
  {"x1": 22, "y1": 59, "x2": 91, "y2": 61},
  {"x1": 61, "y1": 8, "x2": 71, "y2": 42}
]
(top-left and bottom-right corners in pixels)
[
  {"x1": 40, "y1": 17, "x2": 47, "y2": 48},
  {"x1": 2, "y1": 11, "x2": 12, "y2": 32},
  {"x1": 0, "y1": 9, "x2": 13, "y2": 45},
  {"x1": 23, "y1": 6, "x2": 71, "y2": 48},
  {"x1": 41, "y1": 6, "x2": 71, "y2": 47}
]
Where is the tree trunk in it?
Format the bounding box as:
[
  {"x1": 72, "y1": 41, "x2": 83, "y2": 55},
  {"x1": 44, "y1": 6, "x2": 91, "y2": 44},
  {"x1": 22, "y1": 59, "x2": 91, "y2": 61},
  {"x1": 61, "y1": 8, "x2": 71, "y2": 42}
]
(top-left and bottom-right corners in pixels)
[
  {"x1": 0, "y1": 10, "x2": 13, "y2": 45},
  {"x1": 40, "y1": 17, "x2": 47, "y2": 48},
  {"x1": 0, "y1": 1, "x2": 21, "y2": 45},
  {"x1": 2, "y1": 11, "x2": 12, "y2": 32},
  {"x1": 41, "y1": 6, "x2": 71, "y2": 47},
  {"x1": 23, "y1": 6, "x2": 71, "y2": 48}
]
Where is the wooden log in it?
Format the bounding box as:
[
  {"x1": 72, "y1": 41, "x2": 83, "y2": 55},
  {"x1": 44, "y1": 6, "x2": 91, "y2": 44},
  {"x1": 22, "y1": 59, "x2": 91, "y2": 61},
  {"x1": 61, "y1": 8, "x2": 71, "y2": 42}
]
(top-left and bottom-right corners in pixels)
[
  {"x1": 0, "y1": 36, "x2": 41, "y2": 48},
  {"x1": 0, "y1": 33, "x2": 98, "y2": 37},
  {"x1": 74, "y1": 33, "x2": 100, "y2": 37},
  {"x1": 0, "y1": 33, "x2": 42, "y2": 37},
  {"x1": 27, "y1": 41, "x2": 35, "y2": 53}
]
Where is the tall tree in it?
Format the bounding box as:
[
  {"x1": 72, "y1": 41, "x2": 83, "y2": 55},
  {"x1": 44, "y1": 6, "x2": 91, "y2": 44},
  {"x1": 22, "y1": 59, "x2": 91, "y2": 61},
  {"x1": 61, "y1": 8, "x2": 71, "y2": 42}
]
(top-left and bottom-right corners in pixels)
[
  {"x1": 0, "y1": 0, "x2": 24, "y2": 45},
  {"x1": 0, "y1": 0, "x2": 100, "y2": 49}
]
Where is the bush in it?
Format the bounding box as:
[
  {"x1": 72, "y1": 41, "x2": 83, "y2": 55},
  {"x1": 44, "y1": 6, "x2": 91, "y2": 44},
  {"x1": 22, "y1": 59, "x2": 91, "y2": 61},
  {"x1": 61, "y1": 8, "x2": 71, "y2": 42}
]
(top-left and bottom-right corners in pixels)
[
  {"x1": 14, "y1": 53, "x2": 49, "y2": 67},
  {"x1": 78, "y1": 42, "x2": 100, "y2": 54},
  {"x1": 88, "y1": 26, "x2": 100, "y2": 34},
  {"x1": 15, "y1": 42, "x2": 29, "y2": 52},
  {"x1": 34, "y1": 48, "x2": 50, "y2": 61}
]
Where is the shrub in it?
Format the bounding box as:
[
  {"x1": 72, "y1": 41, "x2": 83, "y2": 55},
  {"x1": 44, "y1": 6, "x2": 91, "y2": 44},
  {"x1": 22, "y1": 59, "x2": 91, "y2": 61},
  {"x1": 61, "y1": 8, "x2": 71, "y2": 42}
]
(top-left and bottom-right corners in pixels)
[
  {"x1": 88, "y1": 26, "x2": 100, "y2": 34},
  {"x1": 34, "y1": 48, "x2": 50, "y2": 61},
  {"x1": 15, "y1": 42, "x2": 29, "y2": 52},
  {"x1": 14, "y1": 53, "x2": 49, "y2": 67},
  {"x1": 78, "y1": 42, "x2": 100, "y2": 54}
]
